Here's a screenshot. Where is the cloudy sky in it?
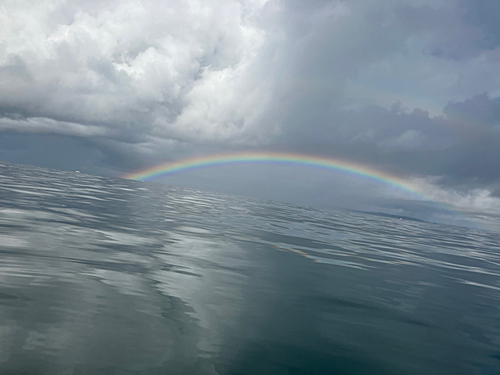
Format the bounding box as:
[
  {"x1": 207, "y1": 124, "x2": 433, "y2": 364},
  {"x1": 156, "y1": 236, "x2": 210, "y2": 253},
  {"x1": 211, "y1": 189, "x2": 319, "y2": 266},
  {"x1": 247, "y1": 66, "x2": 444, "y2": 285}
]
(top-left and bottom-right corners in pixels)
[{"x1": 1, "y1": 0, "x2": 499, "y2": 230}]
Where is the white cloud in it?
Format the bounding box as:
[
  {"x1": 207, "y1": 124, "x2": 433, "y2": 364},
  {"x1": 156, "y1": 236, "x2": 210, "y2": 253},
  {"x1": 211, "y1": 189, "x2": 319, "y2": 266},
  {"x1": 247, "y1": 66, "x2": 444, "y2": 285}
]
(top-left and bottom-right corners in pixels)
[
  {"x1": 408, "y1": 176, "x2": 500, "y2": 230},
  {"x1": 0, "y1": 0, "x2": 275, "y2": 142}
]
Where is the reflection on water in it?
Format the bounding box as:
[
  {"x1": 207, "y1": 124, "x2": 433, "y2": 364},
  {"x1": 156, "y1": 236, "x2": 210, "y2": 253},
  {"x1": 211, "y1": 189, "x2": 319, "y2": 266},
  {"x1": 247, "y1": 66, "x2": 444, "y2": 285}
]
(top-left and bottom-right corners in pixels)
[{"x1": 1, "y1": 161, "x2": 500, "y2": 374}]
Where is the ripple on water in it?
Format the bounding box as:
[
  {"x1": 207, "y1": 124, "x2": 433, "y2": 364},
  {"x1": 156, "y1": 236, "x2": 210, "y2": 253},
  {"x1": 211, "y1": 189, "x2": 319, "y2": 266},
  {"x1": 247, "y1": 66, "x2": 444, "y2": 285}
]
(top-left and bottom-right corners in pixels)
[{"x1": 0, "y1": 161, "x2": 500, "y2": 374}]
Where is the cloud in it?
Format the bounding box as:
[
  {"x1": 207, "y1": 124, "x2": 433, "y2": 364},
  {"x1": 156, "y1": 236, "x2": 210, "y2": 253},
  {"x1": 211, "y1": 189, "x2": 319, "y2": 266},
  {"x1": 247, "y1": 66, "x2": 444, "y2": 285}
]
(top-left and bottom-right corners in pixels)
[
  {"x1": 0, "y1": 115, "x2": 108, "y2": 136},
  {"x1": 444, "y1": 93, "x2": 500, "y2": 127},
  {"x1": 462, "y1": 0, "x2": 500, "y2": 50},
  {"x1": 0, "y1": 0, "x2": 276, "y2": 144},
  {"x1": 407, "y1": 177, "x2": 500, "y2": 231},
  {"x1": 1, "y1": 0, "x2": 499, "y2": 146},
  {"x1": 410, "y1": 176, "x2": 500, "y2": 213}
]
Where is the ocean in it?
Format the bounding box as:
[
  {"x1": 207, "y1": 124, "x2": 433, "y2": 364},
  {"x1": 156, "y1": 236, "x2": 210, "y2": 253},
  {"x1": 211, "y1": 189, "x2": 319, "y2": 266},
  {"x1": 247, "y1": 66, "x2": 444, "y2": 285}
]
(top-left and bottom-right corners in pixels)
[{"x1": 1, "y1": 161, "x2": 500, "y2": 374}]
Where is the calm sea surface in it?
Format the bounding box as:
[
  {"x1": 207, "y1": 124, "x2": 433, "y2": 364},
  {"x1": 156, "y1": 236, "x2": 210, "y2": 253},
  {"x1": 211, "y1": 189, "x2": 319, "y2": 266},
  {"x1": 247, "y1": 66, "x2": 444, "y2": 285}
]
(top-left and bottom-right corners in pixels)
[{"x1": 1, "y1": 162, "x2": 500, "y2": 374}]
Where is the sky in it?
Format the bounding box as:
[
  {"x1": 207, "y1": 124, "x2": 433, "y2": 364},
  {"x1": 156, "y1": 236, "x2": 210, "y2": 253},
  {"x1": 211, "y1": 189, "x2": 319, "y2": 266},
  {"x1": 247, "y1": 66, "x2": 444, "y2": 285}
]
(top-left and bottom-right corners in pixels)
[{"x1": 1, "y1": 0, "x2": 499, "y2": 230}]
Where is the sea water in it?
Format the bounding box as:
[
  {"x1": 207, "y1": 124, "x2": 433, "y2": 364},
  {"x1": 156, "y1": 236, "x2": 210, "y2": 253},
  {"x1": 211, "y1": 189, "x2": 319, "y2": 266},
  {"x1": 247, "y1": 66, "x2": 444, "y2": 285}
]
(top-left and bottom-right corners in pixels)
[{"x1": 0, "y1": 161, "x2": 500, "y2": 374}]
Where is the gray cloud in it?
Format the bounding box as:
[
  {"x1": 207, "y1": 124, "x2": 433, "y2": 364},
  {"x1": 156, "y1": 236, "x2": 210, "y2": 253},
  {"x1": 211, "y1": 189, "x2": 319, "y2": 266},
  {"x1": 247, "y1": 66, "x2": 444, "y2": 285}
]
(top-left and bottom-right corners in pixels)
[
  {"x1": 462, "y1": 0, "x2": 500, "y2": 50},
  {"x1": 277, "y1": 94, "x2": 500, "y2": 185}
]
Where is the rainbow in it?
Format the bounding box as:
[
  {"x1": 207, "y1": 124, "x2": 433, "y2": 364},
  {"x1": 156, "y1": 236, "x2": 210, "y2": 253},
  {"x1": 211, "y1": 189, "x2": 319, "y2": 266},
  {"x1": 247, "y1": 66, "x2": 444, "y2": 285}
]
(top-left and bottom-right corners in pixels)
[
  {"x1": 123, "y1": 151, "x2": 484, "y2": 230},
  {"x1": 124, "y1": 151, "x2": 425, "y2": 198}
]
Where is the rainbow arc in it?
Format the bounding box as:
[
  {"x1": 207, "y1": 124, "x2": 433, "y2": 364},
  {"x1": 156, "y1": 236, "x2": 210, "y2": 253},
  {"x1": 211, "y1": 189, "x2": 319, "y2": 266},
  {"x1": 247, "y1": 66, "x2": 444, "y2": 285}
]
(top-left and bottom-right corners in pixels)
[
  {"x1": 124, "y1": 152, "x2": 424, "y2": 198},
  {"x1": 123, "y1": 151, "x2": 485, "y2": 229}
]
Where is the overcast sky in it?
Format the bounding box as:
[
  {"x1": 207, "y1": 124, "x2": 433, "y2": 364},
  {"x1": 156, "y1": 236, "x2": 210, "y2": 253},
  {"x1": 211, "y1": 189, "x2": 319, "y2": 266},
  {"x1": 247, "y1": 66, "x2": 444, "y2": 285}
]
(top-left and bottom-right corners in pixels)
[{"x1": 1, "y1": 0, "x2": 499, "y2": 230}]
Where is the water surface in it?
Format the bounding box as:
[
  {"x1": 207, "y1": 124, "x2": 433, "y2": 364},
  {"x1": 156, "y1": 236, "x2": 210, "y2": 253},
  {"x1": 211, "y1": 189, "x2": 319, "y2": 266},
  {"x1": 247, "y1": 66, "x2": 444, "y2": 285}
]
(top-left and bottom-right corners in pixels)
[{"x1": 1, "y1": 162, "x2": 500, "y2": 374}]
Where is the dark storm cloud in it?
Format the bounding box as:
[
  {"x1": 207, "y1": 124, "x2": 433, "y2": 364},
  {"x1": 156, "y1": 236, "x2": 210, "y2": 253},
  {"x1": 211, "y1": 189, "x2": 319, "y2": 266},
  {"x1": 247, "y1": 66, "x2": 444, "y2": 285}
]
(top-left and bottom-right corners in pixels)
[
  {"x1": 0, "y1": 0, "x2": 499, "y2": 219},
  {"x1": 276, "y1": 93, "x2": 500, "y2": 186},
  {"x1": 444, "y1": 93, "x2": 500, "y2": 126},
  {"x1": 462, "y1": 0, "x2": 500, "y2": 50},
  {"x1": 0, "y1": 132, "x2": 143, "y2": 176},
  {"x1": 252, "y1": 0, "x2": 500, "y2": 188},
  {"x1": 395, "y1": 2, "x2": 488, "y2": 60}
]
